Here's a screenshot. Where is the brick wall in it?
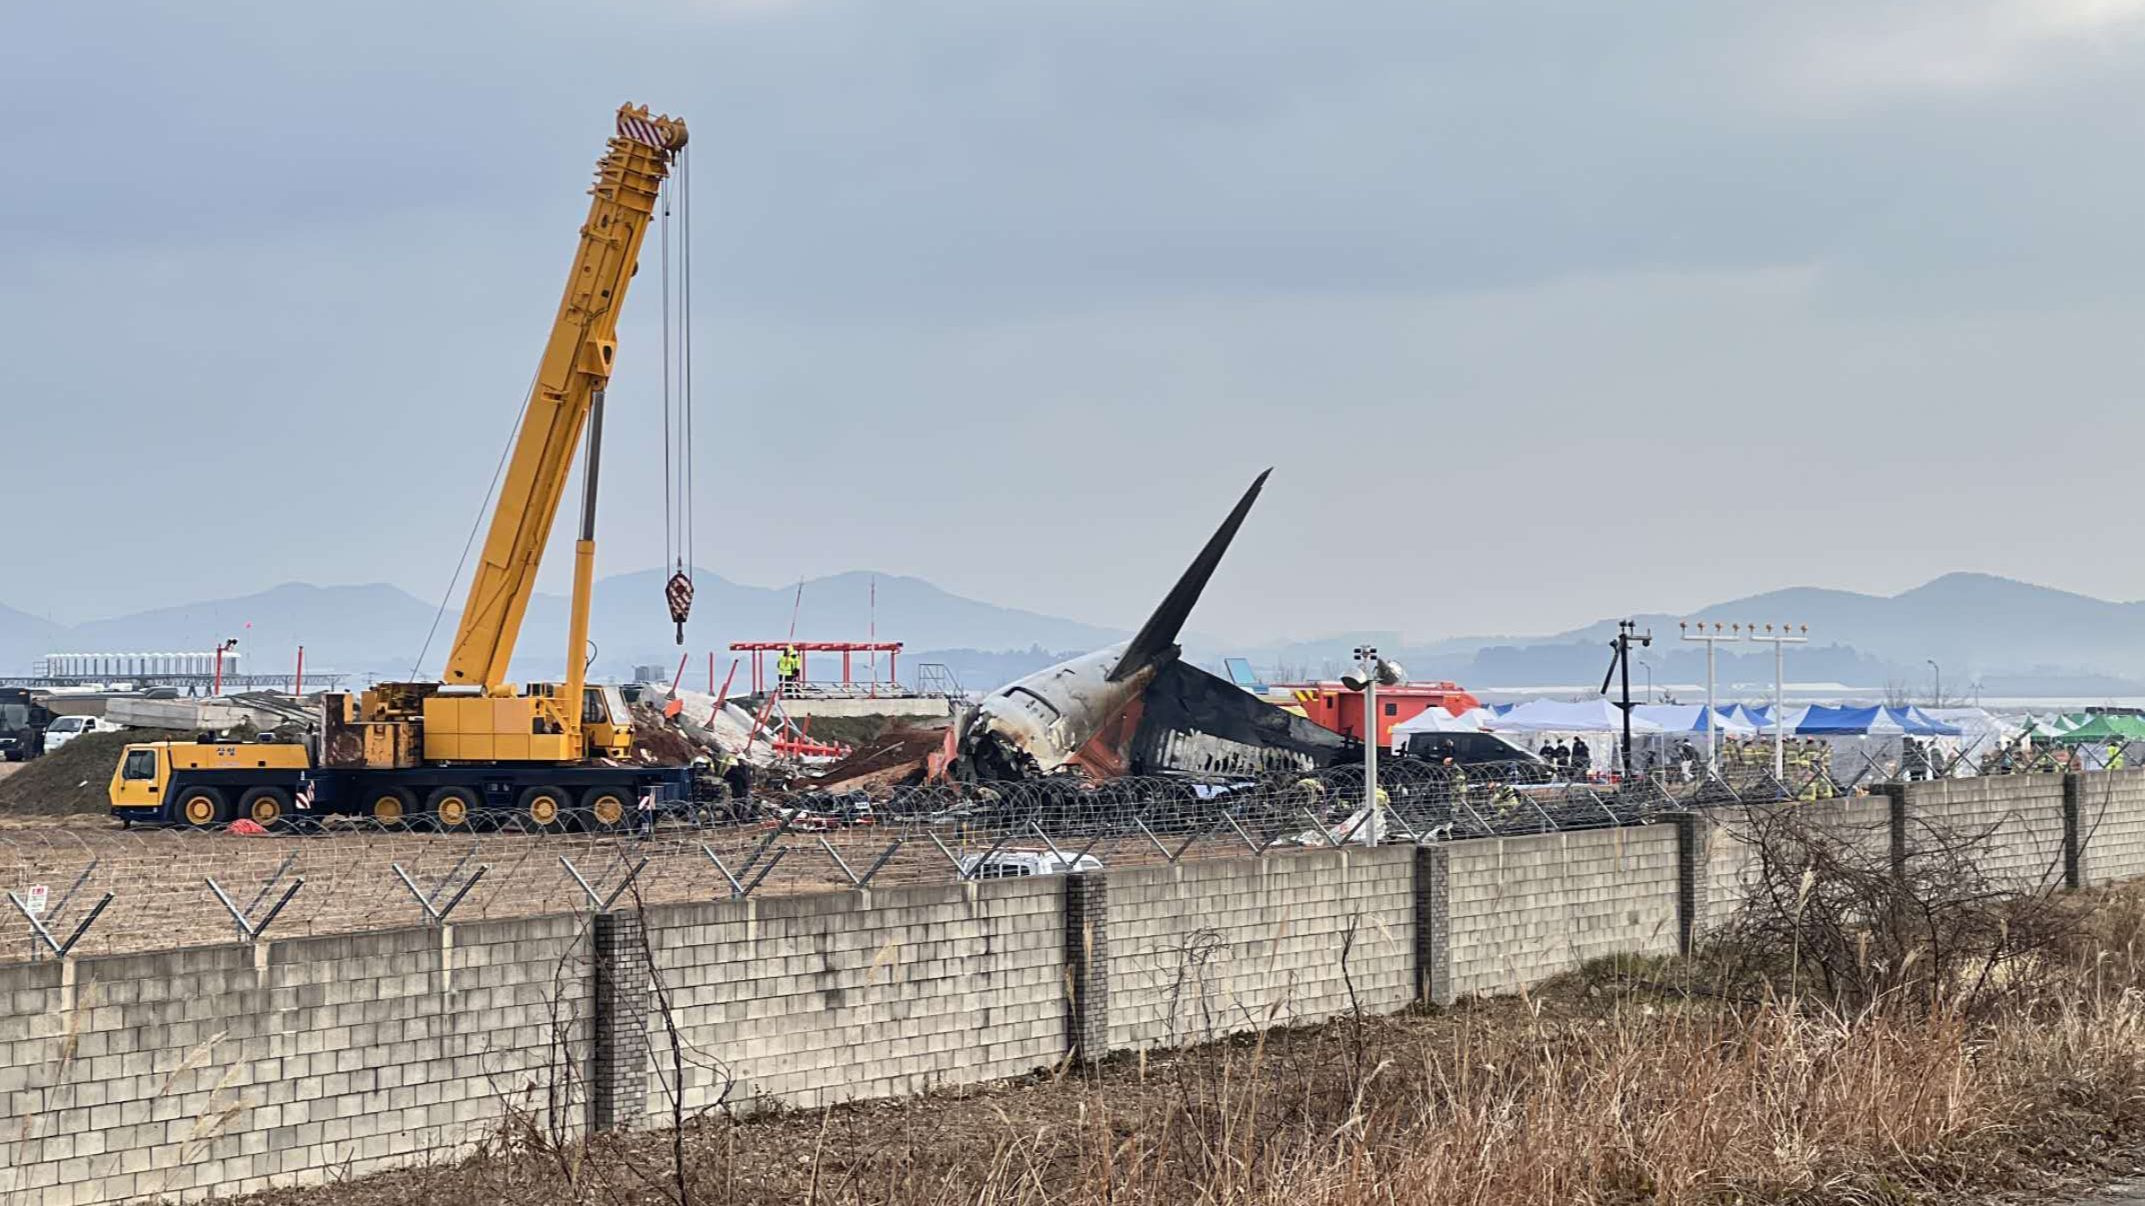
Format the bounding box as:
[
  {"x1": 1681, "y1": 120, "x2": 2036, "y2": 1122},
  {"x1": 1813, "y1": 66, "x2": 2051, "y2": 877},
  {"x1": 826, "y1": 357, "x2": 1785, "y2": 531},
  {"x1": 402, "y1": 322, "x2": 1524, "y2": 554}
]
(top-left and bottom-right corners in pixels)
[
  {"x1": 1703, "y1": 806, "x2": 1760, "y2": 922},
  {"x1": 1700, "y1": 797, "x2": 1892, "y2": 928},
  {"x1": 0, "y1": 914, "x2": 587, "y2": 1205},
  {"x1": 2078, "y1": 769, "x2": 2145, "y2": 885},
  {"x1": 1106, "y1": 847, "x2": 1416, "y2": 1052},
  {"x1": 1443, "y1": 825, "x2": 1680, "y2": 998},
  {"x1": 16, "y1": 771, "x2": 2141, "y2": 1206},
  {"x1": 640, "y1": 878, "x2": 1067, "y2": 1117},
  {"x1": 1900, "y1": 774, "x2": 2068, "y2": 891}
]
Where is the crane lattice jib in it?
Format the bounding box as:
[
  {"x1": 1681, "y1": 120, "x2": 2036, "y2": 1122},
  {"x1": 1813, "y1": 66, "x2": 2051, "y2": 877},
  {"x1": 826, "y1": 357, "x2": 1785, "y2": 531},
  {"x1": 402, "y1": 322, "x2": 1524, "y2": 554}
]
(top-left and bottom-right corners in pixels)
[{"x1": 443, "y1": 105, "x2": 688, "y2": 692}]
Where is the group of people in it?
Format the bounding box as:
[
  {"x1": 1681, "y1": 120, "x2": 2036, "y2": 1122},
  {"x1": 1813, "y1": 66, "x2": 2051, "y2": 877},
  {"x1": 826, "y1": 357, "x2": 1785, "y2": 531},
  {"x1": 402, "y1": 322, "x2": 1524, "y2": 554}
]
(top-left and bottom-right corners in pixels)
[
  {"x1": 1536, "y1": 737, "x2": 1593, "y2": 776},
  {"x1": 1973, "y1": 737, "x2": 2129, "y2": 775},
  {"x1": 1630, "y1": 735, "x2": 1837, "y2": 796},
  {"x1": 1717, "y1": 734, "x2": 1838, "y2": 795}
]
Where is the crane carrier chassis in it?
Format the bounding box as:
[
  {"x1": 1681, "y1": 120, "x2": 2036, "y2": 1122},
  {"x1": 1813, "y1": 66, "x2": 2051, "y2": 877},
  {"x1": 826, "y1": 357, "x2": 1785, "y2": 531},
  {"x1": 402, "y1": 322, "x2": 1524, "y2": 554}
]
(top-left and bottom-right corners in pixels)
[{"x1": 109, "y1": 737, "x2": 691, "y2": 830}]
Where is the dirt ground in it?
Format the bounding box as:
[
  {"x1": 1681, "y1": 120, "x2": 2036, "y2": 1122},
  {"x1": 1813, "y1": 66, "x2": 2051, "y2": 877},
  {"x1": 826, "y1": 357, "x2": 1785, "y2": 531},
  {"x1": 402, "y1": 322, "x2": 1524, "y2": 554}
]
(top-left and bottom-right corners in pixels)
[
  {"x1": 0, "y1": 762, "x2": 21, "y2": 782},
  {"x1": 0, "y1": 812, "x2": 1261, "y2": 962},
  {"x1": 0, "y1": 711, "x2": 1279, "y2": 963}
]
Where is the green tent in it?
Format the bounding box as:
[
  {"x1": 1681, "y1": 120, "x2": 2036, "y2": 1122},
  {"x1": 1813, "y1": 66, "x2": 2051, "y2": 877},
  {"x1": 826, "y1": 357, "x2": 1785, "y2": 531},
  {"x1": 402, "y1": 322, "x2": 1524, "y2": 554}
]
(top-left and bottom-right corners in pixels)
[{"x1": 2053, "y1": 714, "x2": 2145, "y2": 743}]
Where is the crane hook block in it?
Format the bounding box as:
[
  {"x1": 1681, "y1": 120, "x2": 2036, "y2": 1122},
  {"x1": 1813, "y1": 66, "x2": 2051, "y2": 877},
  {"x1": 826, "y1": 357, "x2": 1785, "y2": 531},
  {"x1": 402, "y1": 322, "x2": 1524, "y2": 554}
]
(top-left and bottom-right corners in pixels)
[{"x1": 666, "y1": 571, "x2": 695, "y2": 645}]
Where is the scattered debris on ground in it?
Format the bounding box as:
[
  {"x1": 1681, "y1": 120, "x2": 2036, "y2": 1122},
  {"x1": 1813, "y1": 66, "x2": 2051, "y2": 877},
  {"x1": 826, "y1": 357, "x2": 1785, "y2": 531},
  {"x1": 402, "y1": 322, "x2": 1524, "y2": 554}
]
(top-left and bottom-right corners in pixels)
[
  {"x1": 787, "y1": 712, "x2": 945, "y2": 751},
  {"x1": 811, "y1": 724, "x2": 951, "y2": 792},
  {"x1": 625, "y1": 702, "x2": 705, "y2": 765}
]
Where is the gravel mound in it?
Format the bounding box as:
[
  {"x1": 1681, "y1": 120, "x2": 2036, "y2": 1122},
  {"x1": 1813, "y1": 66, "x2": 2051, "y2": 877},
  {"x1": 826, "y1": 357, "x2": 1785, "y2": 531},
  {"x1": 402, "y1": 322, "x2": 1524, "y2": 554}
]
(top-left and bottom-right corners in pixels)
[{"x1": 0, "y1": 729, "x2": 182, "y2": 816}]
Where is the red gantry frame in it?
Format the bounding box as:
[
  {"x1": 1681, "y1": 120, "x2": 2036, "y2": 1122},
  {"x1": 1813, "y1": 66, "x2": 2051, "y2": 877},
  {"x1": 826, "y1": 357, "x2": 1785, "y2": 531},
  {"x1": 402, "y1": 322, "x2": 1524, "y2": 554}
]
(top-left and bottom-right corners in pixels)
[{"x1": 729, "y1": 641, "x2": 903, "y2": 696}]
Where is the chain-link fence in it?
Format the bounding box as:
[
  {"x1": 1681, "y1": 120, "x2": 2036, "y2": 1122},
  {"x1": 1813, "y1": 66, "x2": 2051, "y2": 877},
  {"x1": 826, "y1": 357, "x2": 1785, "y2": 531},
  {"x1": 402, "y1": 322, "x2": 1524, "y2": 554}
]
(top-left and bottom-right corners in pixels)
[{"x1": 0, "y1": 757, "x2": 1848, "y2": 964}]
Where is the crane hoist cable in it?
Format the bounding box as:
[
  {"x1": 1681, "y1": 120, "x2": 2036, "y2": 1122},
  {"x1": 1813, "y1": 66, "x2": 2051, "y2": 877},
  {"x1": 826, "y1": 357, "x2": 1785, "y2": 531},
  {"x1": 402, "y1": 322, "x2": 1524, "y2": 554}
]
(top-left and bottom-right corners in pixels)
[
  {"x1": 661, "y1": 144, "x2": 696, "y2": 643},
  {"x1": 683, "y1": 145, "x2": 696, "y2": 597},
  {"x1": 661, "y1": 162, "x2": 673, "y2": 580},
  {"x1": 410, "y1": 362, "x2": 544, "y2": 680}
]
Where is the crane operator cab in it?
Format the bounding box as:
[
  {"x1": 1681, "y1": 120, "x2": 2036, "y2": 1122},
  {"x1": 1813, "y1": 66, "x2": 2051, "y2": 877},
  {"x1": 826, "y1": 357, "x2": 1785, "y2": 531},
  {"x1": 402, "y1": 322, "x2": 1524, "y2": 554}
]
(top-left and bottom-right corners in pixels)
[{"x1": 577, "y1": 683, "x2": 633, "y2": 759}]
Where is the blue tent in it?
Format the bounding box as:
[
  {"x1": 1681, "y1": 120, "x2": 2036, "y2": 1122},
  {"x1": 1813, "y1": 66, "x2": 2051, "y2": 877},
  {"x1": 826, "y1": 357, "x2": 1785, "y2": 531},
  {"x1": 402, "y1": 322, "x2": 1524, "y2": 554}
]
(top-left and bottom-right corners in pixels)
[
  {"x1": 1790, "y1": 705, "x2": 1962, "y2": 737},
  {"x1": 1794, "y1": 705, "x2": 1896, "y2": 735}
]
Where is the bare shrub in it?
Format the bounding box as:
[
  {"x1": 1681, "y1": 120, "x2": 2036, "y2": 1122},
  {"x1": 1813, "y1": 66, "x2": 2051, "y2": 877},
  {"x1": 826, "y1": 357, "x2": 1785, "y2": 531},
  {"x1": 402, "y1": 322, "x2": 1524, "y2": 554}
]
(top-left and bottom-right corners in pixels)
[{"x1": 1705, "y1": 803, "x2": 2070, "y2": 1017}]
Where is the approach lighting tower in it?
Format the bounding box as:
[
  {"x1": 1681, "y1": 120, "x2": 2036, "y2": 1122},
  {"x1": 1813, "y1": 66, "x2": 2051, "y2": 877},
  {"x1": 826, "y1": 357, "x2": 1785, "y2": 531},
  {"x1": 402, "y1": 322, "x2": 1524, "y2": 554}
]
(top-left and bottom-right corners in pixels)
[
  {"x1": 1746, "y1": 623, "x2": 1808, "y2": 778},
  {"x1": 1679, "y1": 621, "x2": 1741, "y2": 770}
]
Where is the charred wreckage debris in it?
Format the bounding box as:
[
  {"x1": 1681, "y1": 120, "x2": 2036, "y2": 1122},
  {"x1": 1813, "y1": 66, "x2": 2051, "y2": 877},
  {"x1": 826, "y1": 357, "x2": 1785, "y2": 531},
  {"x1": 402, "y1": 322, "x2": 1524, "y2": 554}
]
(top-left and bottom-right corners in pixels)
[{"x1": 624, "y1": 470, "x2": 1355, "y2": 812}]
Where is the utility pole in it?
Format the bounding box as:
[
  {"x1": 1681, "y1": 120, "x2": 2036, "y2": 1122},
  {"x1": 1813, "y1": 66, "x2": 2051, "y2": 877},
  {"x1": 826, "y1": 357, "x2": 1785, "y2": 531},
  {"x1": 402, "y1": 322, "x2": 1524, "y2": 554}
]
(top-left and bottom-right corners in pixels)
[
  {"x1": 1600, "y1": 621, "x2": 1652, "y2": 779},
  {"x1": 1679, "y1": 621, "x2": 1741, "y2": 770},
  {"x1": 1746, "y1": 624, "x2": 1807, "y2": 778},
  {"x1": 1927, "y1": 659, "x2": 1941, "y2": 707}
]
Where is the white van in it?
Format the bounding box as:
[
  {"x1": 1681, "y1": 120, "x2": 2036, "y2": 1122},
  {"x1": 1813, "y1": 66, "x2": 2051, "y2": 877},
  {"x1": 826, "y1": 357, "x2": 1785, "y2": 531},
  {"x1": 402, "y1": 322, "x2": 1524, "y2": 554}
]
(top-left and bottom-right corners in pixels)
[
  {"x1": 42, "y1": 715, "x2": 105, "y2": 754},
  {"x1": 959, "y1": 850, "x2": 1104, "y2": 879}
]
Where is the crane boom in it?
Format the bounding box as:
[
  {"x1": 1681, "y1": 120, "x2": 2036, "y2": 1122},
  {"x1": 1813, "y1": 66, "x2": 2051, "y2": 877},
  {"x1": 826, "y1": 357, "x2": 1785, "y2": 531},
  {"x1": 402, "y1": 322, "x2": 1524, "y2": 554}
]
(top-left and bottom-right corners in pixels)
[
  {"x1": 107, "y1": 104, "x2": 703, "y2": 835},
  {"x1": 443, "y1": 105, "x2": 688, "y2": 694}
]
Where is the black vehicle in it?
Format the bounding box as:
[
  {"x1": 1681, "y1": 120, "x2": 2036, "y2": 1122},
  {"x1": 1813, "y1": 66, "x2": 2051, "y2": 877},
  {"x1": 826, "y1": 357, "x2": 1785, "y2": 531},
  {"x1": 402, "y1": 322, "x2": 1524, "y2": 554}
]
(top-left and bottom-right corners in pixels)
[
  {"x1": 0, "y1": 688, "x2": 52, "y2": 762},
  {"x1": 1402, "y1": 730, "x2": 1550, "y2": 774}
]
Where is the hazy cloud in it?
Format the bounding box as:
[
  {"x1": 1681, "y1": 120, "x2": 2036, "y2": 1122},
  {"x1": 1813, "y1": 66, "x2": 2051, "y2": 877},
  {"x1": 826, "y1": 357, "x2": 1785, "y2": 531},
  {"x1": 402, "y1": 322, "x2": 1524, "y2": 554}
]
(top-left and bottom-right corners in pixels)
[{"x1": 7, "y1": 0, "x2": 2143, "y2": 648}]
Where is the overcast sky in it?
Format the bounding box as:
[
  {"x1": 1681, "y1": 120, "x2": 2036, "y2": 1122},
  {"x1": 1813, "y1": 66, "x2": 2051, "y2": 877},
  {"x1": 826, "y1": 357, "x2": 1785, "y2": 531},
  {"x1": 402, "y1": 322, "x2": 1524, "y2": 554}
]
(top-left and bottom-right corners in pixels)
[{"x1": 7, "y1": 0, "x2": 2145, "y2": 646}]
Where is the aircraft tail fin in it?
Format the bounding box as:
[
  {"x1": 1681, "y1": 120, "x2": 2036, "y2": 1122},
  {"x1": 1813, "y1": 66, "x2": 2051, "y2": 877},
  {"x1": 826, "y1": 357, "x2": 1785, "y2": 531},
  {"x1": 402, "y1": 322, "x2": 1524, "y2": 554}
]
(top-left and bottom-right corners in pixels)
[{"x1": 1108, "y1": 469, "x2": 1272, "y2": 683}]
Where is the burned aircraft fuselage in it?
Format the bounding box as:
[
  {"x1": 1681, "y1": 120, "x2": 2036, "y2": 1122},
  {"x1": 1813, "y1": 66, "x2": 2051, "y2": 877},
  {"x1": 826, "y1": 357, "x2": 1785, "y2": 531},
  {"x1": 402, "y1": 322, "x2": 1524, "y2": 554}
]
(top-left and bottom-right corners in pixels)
[
  {"x1": 964, "y1": 643, "x2": 1153, "y2": 779},
  {"x1": 958, "y1": 469, "x2": 1276, "y2": 782}
]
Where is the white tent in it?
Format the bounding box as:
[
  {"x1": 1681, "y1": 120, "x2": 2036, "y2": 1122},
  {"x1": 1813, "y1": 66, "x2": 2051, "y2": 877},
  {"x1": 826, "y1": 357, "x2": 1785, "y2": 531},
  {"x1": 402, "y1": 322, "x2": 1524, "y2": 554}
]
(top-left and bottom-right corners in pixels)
[
  {"x1": 1720, "y1": 704, "x2": 1772, "y2": 729},
  {"x1": 1492, "y1": 698, "x2": 1662, "y2": 734},
  {"x1": 1916, "y1": 707, "x2": 2016, "y2": 743},
  {"x1": 1387, "y1": 705, "x2": 1484, "y2": 751},
  {"x1": 1631, "y1": 704, "x2": 1757, "y2": 735},
  {"x1": 1905, "y1": 707, "x2": 2018, "y2": 777}
]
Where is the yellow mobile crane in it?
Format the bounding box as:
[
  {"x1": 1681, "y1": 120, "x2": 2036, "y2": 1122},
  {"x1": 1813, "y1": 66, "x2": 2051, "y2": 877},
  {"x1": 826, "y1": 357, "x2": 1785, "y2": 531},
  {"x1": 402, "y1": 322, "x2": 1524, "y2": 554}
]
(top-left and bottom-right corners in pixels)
[{"x1": 110, "y1": 104, "x2": 697, "y2": 830}]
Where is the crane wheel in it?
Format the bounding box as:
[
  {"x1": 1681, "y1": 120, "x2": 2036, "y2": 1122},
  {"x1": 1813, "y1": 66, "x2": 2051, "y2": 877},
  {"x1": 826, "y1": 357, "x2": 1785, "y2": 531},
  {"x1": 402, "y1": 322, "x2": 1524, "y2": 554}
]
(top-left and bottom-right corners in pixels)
[
  {"x1": 583, "y1": 788, "x2": 629, "y2": 829},
  {"x1": 426, "y1": 787, "x2": 478, "y2": 830},
  {"x1": 518, "y1": 786, "x2": 569, "y2": 829},
  {"x1": 239, "y1": 786, "x2": 291, "y2": 828},
  {"x1": 173, "y1": 786, "x2": 229, "y2": 828},
  {"x1": 366, "y1": 788, "x2": 414, "y2": 824}
]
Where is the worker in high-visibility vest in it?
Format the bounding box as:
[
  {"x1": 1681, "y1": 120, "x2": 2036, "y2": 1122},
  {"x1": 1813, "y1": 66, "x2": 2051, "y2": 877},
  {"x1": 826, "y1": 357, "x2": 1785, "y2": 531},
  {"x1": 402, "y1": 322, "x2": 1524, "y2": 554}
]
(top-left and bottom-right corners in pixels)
[
  {"x1": 2108, "y1": 740, "x2": 2126, "y2": 772},
  {"x1": 777, "y1": 646, "x2": 802, "y2": 693}
]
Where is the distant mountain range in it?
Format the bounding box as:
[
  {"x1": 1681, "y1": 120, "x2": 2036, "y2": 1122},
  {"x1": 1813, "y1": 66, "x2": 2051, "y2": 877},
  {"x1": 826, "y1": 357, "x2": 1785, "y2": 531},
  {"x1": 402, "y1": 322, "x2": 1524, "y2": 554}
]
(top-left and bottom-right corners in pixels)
[
  {"x1": 0, "y1": 570, "x2": 1122, "y2": 690},
  {"x1": 1231, "y1": 573, "x2": 2145, "y2": 696},
  {"x1": 5, "y1": 570, "x2": 2143, "y2": 698}
]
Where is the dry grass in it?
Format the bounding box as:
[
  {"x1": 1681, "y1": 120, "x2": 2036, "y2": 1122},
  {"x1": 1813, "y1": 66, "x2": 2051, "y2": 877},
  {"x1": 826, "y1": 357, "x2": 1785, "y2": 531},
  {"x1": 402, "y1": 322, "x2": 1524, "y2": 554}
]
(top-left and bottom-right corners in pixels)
[{"x1": 203, "y1": 881, "x2": 2145, "y2": 1206}]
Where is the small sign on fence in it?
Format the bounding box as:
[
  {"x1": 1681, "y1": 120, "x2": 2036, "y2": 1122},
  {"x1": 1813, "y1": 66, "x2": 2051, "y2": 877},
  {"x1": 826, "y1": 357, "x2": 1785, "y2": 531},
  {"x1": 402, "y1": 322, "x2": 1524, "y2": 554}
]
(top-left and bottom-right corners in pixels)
[{"x1": 24, "y1": 885, "x2": 47, "y2": 918}]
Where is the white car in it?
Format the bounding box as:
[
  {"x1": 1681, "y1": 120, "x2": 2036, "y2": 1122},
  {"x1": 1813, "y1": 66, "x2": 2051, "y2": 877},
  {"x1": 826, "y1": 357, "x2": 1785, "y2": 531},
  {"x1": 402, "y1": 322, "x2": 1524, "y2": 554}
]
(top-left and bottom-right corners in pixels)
[
  {"x1": 959, "y1": 850, "x2": 1103, "y2": 879},
  {"x1": 42, "y1": 715, "x2": 105, "y2": 754}
]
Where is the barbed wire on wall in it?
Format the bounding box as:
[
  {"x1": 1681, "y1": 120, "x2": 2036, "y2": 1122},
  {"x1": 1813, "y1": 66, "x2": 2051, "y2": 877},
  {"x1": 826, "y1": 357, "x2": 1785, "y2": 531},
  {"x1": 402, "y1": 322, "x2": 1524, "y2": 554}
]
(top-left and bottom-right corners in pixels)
[{"x1": 0, "y1": 738, "x2": 2126, "y2": 965}]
